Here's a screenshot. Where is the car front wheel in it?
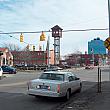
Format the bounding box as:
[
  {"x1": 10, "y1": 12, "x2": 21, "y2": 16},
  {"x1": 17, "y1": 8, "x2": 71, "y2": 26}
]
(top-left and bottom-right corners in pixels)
[{"x1": 77, "y1": 83, "x2": 82, "y2": 93}]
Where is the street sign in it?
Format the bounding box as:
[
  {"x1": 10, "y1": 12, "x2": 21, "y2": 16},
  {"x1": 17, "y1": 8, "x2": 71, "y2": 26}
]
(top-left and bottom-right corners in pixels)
[{"x1": 104, "y1": 37, "x2": 110, "y2": 50}]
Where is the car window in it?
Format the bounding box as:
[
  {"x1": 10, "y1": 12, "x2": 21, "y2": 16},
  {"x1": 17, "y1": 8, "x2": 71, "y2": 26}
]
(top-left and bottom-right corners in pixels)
[
  {"x1": 39, "y1": 73, "x2": 64, "y2": 81},
  {"x1": 68, "y1": 76, "x2": 75, "y2": 82}
]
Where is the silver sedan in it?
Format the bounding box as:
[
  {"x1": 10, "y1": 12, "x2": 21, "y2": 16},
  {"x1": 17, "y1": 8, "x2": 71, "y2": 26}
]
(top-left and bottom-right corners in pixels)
[{"x1": 27, "y1": 71, "x2": 82, "y2": 100}]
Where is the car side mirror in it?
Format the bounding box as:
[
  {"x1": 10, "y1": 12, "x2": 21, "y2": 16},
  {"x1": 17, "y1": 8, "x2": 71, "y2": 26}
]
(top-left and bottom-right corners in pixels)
[{"x1": 75, "y1": 77, "x2": 80, "y2": 80}]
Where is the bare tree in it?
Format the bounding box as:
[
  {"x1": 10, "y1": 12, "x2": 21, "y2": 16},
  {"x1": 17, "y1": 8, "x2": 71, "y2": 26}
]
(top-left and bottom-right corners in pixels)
[{"x1": 1, "y1": 43, "x2": 21, "y2": 51}]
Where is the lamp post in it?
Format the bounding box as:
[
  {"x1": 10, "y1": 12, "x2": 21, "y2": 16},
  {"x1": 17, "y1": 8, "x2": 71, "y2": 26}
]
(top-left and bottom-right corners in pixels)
[
  {"x1": 91, "y1": 48, "x2": 94, "y2": 66},
  {"x1": 47, "y1": 36, "x2": 50, "y2": 67}
]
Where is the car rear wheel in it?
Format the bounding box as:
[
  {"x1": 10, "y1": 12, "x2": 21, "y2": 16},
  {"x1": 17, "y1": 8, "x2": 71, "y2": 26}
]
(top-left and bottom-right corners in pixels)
[{"x1": 65, "y1": 89, "x2": 71, "y2": 101}]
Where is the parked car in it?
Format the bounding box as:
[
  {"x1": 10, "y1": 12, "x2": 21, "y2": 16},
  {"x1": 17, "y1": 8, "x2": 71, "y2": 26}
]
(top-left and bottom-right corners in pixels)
[
  {"x1": 44, "y1": 66, "x2": 63, "y2": 72},
  {"x1": 0, "y1": 67, "x2": 3, "y2": 79},
  {"x1": 27, "y1": 71, "x2": 82, "y2": 100},
  {"x1": 85, "y1": 66, "x2": 94, "y2": 69},
  {"x1": 1, "y1": 65, "x2": 16, "y2": 74},
  {"x1": 44, "y1": 68, "x2": 57, "y2": 72}
]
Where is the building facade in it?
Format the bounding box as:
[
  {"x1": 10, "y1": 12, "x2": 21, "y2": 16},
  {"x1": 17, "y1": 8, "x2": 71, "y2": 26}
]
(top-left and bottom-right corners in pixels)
[
  {"x1": 11, "y1": 50, "x2": 54, "y2": 66},
  {"x1": 0, "y1": 48, "x2": 13, "y2": 66},
  {"x1": 88, "y1": 37, "x2": 106, "y2": 54},
  {"x1": 60, "y1": 53, "x2": 106, "y2": 67}
]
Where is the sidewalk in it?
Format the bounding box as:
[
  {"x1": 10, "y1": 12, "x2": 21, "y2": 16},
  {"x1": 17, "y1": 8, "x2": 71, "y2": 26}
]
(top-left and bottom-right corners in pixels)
[
  {"x1": 54, "y1": 81, "x2": 110, "y2": 110},
  {"x1": 89, "y1": 81, "x2": 110, "y2": 110}
]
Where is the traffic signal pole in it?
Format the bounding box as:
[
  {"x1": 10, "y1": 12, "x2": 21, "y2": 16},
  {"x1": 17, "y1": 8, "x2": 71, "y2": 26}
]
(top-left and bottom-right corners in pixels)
[{"x1": 108, "y1": 0, "x2": 110, "y2": 81}]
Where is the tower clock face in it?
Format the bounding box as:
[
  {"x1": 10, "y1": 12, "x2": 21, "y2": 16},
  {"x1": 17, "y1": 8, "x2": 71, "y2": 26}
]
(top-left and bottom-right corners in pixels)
[{"x1": 53, "y1": 30, "x2": 59, "y2": 37}]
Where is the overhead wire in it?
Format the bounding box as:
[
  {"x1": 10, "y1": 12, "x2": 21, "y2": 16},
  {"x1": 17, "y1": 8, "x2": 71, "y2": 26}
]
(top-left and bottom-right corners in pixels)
[
  {"x1": 9, "y1": 35, "x2": 36, "y2": 45},
  {"x1": 0, "y1": 28, "x2": 108, "y2": 46},
  {"x1": 0, "y1": 28, "x2": 109, "y2": 35}
]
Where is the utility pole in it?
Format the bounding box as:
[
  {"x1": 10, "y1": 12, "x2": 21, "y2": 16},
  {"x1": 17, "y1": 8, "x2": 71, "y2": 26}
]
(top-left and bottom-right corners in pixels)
[
  {"x1": 108, "y1": 0, "x2": 110, "y2": 36},
  {"x1": 108, "y1": 0, "x2": 110, "y2": 81},
  {"x1": 47, "y1": 36, "x2": 50, "y2": 67}
]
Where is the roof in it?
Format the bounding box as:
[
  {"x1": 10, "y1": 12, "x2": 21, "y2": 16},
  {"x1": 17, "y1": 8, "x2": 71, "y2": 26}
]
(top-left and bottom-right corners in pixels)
[
  {"x1": 51, "y1": 25, "x2": 63, "y2": 30},
  {"x1": 0, "y1": 48, "x2": 7, "y2": 52},
  {"x1": 44, "y1": 71, "x2": 74, "y2": 75}
]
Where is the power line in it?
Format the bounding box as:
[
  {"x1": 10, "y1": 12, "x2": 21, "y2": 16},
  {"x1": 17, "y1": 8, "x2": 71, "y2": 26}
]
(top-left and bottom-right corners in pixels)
[
  {"x1": 0, "y1": 28, "x2": 108, "y2": 46},
  {"x1": 9, "y1": 35, "x2": 36, "y2": 45},
  {"x1": 0, "y1": 32, "x2": 38, "y2": 45},
  {"x1": 63, "y1": 28, "x2": 108, "y2": 32},
  {"x1": 0, "y1": 28, "x2": 108, "y2": 35}
]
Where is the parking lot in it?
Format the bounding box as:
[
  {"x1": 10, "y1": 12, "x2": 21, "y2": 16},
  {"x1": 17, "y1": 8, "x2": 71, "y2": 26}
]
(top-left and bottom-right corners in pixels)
[{"x1": 0, "y1": 67, "x2": 109, "y2": 110}]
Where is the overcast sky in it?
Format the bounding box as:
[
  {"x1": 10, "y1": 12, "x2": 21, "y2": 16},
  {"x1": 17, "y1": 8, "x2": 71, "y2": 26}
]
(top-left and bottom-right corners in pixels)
[{"x1": 0, "y1": 0, "x2": 109, "y2": 55}]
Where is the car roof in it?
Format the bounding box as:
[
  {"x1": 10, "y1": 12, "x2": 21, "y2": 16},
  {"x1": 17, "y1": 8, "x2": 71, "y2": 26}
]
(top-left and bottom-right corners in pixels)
[{"x1": 44, "y1": 71, "x2": 75, "y2": 75}]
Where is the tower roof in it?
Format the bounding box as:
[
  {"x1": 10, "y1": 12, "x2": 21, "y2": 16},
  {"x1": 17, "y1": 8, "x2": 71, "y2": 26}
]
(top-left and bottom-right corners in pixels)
[{"x1": 51, "y1": 25, "x2": 63, "y2": 30}]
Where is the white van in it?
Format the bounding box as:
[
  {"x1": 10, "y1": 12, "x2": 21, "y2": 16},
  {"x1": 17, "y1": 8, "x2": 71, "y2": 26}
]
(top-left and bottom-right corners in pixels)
[{"x1": 0, "y1": 67, "x2": 3, "y2": 79}]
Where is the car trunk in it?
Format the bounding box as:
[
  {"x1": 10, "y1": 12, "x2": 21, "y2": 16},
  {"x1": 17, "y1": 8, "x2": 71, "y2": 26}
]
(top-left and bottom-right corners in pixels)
[{"x1": 30, "y1": 79, "x2": 65, "y2": 92}]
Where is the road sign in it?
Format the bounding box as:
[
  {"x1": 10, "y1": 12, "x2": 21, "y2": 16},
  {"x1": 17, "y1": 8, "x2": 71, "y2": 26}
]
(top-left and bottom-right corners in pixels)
[{"x1": 104, "y1": 37, "x2": 110, "y2": 50}]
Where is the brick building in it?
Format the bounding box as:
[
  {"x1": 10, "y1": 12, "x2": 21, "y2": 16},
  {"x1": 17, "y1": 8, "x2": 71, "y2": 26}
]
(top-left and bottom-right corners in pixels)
[
  {"x1": 11, "y1": 50, "x2": 54, "y2": 66},
  {"x1": 61, "y1": 53, "x2": 105, "y2": 67}
]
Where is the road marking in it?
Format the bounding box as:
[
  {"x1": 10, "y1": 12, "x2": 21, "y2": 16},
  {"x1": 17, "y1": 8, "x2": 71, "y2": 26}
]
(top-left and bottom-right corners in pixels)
[{"x1": 0, "y1": 81, "x2": 27, "y2": 87}]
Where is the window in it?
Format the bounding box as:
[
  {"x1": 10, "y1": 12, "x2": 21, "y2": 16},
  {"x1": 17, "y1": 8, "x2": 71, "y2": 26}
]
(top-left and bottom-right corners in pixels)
[
  {"x1": 68, "y1": 76, "x2": 75, "y2": 82},
  {"x1": 39, "y1": 73, "x2": 64, "y2": 81}
]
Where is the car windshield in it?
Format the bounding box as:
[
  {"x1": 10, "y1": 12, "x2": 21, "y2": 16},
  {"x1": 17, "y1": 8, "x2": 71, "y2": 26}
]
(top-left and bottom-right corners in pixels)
[{"x1": 39, "y1": 73, "x2": 64, "y2": 81}]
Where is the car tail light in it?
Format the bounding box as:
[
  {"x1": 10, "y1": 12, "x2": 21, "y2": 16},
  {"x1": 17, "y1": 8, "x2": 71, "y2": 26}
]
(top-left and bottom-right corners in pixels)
[
  {"x1": 37, "y1": 85, "x2": 40, "y2": 89},
  {"x1": 57, "y1": 84, "x2": 60, "y2": 93}
]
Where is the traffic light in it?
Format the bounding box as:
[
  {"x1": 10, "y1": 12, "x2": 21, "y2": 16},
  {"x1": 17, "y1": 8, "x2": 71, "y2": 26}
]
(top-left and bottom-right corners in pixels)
[
  {"x1": 40, "y1": 31, "x2": 46, "y2": 41},
  {"x1": 20, "y1": 33, "x2": 24, "y2": 42},
  {"x1": 33, "y1": 45, "x2": 35, "y2": 51}
]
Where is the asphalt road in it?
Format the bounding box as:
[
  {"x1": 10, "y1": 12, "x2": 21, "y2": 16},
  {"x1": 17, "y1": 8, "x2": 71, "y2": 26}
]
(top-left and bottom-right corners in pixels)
[{"x1": 0, "y1": 67, "x2": 109, "y2": 110}]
